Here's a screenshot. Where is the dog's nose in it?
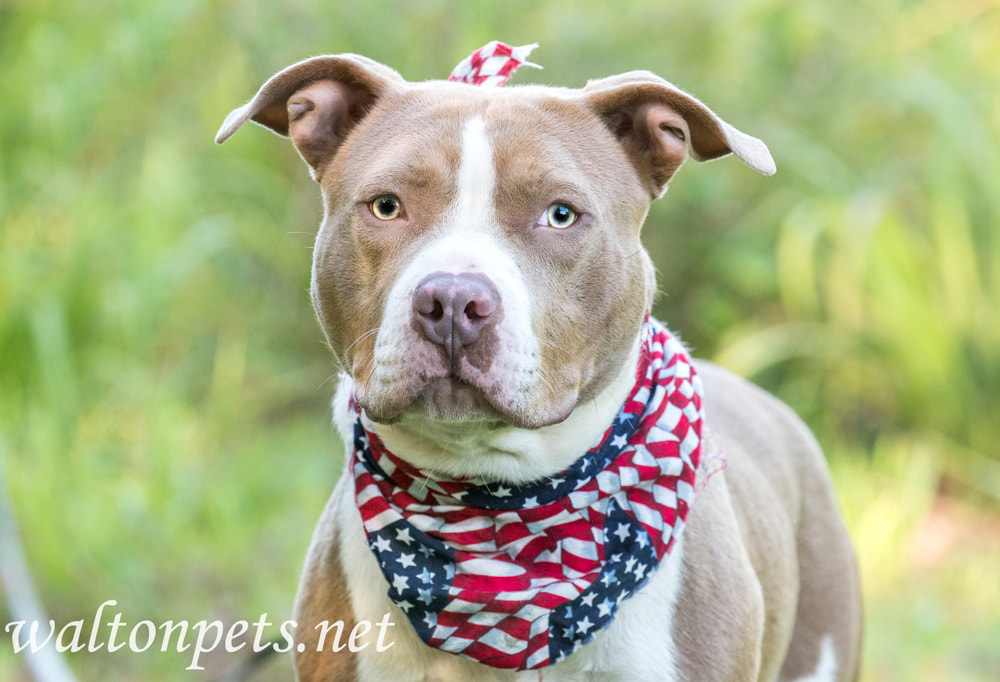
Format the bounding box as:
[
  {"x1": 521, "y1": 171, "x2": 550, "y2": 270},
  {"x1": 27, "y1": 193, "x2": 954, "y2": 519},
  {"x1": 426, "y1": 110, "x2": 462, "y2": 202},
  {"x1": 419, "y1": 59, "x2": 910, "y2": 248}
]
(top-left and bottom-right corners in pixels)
[{"x1": 412, "y1": 272, "x2": 499, "y2": 355}]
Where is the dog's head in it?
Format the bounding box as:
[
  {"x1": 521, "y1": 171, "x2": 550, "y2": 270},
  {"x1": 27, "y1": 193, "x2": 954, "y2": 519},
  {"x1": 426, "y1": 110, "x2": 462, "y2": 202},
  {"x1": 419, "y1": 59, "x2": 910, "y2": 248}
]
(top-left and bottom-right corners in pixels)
[{"x1": 218, "y1": 53, "x2": 772, "y2": 440}]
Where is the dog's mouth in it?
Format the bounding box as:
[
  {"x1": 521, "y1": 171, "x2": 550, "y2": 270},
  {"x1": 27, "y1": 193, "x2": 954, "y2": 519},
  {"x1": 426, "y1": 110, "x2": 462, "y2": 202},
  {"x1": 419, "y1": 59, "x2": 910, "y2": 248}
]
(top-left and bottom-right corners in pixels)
[
  {"x1": 356, "y1": 369, "x2": 575, "y2": 431},
  {"x1": 414, "y1": 375, "x2": 500, "y2": 421}
]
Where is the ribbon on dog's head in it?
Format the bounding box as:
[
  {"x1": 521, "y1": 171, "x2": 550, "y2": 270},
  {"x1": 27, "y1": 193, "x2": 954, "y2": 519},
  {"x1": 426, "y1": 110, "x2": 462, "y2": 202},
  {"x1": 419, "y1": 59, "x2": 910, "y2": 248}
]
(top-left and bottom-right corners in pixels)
[{"x1": 448, "y1": 41, "x2": 541, "y2": 87}]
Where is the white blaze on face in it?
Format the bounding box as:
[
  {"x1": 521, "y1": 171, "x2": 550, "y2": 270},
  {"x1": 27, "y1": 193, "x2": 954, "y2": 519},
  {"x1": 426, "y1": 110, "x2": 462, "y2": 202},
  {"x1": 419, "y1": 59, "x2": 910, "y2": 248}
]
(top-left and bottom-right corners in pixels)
[
  {"x1": 359, "y1": 113, "x2": 645, "y2": 482},
  {"x1": 369, "y1": 115, "x2": 541, "y2": 415},
  {"x1": 453, "y1": 116, "x2": 495, "y2": 230}
]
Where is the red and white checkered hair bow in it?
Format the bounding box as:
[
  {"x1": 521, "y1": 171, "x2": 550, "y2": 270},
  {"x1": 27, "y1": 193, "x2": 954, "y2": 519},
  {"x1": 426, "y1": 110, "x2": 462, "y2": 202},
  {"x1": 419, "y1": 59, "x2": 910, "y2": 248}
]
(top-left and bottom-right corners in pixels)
[{"x1": 448, "y1": 41, "x2": 541, "y2": 87}]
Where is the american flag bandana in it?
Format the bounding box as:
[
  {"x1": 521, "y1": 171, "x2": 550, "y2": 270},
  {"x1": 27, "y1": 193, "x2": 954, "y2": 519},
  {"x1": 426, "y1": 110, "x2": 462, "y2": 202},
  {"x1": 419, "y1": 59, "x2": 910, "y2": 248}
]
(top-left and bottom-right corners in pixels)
[
  {"x1": 351, "y1": 317, "x2": 704, "y2": 670},
  {"x1": 447, "y1": 41, "x2": 541, "y2": 87}
]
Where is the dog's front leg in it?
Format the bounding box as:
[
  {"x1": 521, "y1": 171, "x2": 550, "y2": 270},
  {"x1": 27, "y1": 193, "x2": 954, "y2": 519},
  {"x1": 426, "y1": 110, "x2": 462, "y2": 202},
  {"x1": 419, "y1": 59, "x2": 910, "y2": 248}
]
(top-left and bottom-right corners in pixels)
[{"x1": 293, "y1": 477, "x2": 360, "y2": 682}]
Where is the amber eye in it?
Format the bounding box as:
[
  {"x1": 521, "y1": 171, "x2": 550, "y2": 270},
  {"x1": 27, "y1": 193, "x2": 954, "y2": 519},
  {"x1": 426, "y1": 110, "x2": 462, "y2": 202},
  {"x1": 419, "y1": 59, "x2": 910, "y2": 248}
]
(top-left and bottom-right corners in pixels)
[
  {"x1": 370, "y1": 194, "x2": 402, "y2": 220},
  {"x1": 540, "y1": 202, "x2": 578, "y2": 229}
]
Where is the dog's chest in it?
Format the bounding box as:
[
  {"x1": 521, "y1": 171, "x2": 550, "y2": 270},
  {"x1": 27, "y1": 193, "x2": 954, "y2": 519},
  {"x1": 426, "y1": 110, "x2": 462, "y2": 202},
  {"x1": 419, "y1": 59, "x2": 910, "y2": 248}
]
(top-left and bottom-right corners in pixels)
[{"x1": 335, "y1": 480, "x2": 686, "y2": 682}]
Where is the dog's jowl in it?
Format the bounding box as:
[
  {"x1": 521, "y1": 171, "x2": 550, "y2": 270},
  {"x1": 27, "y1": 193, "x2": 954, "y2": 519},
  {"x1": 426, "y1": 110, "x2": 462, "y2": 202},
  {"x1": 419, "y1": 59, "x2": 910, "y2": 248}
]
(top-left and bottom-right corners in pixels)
[{"x1": 218, "y1": 47, "x2": 862, "y2": 682}]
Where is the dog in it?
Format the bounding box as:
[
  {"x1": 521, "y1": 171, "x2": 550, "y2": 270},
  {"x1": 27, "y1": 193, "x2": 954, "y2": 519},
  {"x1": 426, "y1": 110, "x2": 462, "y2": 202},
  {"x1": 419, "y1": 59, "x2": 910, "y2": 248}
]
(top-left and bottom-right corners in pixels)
[{"x1": 217, "y1": 49, "x2": 862, "y2": 682}]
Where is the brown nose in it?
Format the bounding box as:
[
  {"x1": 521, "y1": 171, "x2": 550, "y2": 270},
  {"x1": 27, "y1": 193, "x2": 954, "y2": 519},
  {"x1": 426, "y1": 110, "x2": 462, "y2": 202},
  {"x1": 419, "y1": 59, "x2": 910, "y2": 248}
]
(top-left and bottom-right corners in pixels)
[{"x1": 411, "y1": 272, "x2": 499, "y2": 356}]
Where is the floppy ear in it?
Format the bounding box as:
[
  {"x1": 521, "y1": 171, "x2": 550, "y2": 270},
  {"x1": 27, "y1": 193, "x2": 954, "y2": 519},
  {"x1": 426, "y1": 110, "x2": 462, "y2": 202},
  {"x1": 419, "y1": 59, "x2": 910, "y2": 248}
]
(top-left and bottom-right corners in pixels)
[
  {"x1": 583, "y1": 71, "x2": 775, "y2": 197},
  {"x1": 215, "y1": 54, "x2": 406, "y2": 179}
]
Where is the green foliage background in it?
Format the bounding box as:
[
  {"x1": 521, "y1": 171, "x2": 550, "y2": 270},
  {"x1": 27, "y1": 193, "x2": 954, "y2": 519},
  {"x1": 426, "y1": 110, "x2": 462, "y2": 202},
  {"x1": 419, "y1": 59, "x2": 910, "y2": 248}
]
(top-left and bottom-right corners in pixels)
[{"x1": 1, "y1": 0, "x2": 997, "y2": 679}]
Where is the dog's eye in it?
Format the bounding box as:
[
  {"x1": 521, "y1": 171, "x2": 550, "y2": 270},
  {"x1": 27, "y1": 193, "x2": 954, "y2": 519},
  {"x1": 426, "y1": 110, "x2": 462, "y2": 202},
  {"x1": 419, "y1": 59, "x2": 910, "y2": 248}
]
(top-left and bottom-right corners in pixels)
[
  {"x1": 540, "y1": 203, "x2": 578, "y2": 229},
  {"x1": 370, "y1": 194, "x2": 403, "y2": 220}
]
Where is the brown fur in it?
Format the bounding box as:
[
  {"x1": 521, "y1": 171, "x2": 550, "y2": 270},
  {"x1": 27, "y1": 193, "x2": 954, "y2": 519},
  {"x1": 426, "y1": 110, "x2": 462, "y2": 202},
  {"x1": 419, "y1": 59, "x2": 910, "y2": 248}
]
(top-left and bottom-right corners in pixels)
[
  {"x1": 217, "y1": 54, "x2": 861, "y2": 682},
  {"x1": 291, "y1": 481, "x2": 358, "y2": 681},
  {"x1": 694, "y1": 362, "x2": 862, "y2": 682}
]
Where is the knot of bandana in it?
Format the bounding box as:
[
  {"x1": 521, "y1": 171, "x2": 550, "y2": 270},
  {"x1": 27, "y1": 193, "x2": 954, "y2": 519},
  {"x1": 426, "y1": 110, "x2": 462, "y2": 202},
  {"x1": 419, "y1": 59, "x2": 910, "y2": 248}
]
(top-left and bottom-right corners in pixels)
[
  {"x1": 351, "y1": 317, "x2": 704, "y2": 670},
  {"x1": 448, "y1": 41, "x2": 541, "y2": 87}
]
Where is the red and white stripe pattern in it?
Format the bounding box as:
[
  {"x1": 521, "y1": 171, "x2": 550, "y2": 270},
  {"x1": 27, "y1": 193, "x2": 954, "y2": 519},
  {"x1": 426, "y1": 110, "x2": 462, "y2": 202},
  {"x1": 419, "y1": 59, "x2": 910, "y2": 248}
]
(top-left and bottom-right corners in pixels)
[
  {"x1": 447, "y1": 41, "x2": 541, "y2": 87},
  {"x1": 352, "y1": 317, "x2": 703, "y2": 669}
]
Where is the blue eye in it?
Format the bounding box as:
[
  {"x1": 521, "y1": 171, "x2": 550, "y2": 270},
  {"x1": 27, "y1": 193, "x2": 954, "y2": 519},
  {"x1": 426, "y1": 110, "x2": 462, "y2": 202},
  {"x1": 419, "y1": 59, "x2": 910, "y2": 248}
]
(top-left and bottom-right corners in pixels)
[{"x1": 542, "y1": 203, "x2": 578, "y2": 229}]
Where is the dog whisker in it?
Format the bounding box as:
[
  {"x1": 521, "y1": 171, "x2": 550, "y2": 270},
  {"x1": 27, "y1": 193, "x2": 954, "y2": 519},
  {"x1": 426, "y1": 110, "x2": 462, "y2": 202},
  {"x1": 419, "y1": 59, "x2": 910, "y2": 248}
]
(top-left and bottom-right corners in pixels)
[
  {"x1": 316, "y1": 372, "x2": 341, "y2": 391},
  {"x1": 345, "y1": 327, "x2": 382, "y2": 356},
  {"x1": 536, "y1": 336, "x2": 572, "y2": 360}
]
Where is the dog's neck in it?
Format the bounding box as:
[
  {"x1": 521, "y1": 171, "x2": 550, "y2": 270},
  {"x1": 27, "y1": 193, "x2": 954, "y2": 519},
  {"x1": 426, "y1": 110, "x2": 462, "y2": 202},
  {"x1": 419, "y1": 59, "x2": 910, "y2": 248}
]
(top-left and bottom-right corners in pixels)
[{"x1": 335, "y1": 334, "x2": 641, "y2": 485}]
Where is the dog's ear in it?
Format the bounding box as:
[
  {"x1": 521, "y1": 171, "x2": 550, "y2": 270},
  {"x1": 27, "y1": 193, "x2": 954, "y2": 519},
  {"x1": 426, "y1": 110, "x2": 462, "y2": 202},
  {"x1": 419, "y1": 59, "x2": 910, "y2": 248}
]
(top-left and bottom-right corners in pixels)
[
  {"x1": 215, "y1": 55, "x2": 406, "y2": 179},
  {"x1": 583, "y1": 71, "x2": 775, "y2": 197}
]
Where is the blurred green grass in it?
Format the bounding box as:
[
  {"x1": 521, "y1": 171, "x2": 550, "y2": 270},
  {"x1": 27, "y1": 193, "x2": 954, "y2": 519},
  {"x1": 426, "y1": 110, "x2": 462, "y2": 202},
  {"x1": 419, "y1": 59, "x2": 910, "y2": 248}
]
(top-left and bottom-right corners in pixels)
[{"x1": 1, "y1": 0, "x2": 998, "y2": 680}]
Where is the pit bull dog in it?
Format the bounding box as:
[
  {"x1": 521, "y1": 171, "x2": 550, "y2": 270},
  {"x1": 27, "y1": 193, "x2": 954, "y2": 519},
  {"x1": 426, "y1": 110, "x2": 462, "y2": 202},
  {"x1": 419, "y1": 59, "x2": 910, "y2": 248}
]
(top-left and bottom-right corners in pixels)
[{"x1": 217, "y1": 50, "x2": 862, "y2": 682}]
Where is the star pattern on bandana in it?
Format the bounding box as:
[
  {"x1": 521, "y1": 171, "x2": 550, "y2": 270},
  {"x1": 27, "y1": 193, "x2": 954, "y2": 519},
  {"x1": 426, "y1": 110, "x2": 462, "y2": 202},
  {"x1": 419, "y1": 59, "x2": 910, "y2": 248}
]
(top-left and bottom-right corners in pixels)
[
  {"x1": 352, "y1": 317, "x2": 703, "y2": 670},
  {"x1": 547, "y1": 501, "x2": 659, "y2": 660},
  {"x1": 366, "y1": 518, "x2": 454, "y2": 642}
]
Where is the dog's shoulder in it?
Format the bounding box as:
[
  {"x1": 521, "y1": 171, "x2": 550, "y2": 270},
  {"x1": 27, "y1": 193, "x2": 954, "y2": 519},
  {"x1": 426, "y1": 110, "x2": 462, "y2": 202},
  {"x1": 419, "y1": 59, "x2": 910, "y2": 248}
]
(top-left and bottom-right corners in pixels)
[{"x1": 695, "y1": 359, "x2": 827, "y2": 490}]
